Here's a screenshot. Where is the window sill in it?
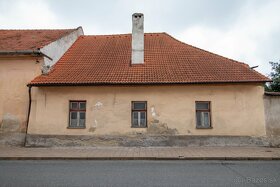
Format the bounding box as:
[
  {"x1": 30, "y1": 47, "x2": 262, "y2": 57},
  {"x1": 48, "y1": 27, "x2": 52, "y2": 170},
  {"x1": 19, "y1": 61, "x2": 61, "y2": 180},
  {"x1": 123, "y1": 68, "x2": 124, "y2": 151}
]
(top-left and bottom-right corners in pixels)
[
  {"x1": 67, "y1": 127, "x2": 86, "y2": 129},
  {"x1": 131, "y1": 126, "x2": 147, "y2": 128},
  {"x1": 196, "y1": 126, "x2": 213, "y2": 129}
]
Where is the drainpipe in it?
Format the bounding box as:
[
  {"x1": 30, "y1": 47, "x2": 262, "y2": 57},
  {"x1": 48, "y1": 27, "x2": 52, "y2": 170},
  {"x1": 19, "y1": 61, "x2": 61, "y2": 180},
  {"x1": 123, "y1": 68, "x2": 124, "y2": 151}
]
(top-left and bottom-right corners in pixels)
[{"x1": 24, "y1": 85, "x2": 32, "y2": 146}]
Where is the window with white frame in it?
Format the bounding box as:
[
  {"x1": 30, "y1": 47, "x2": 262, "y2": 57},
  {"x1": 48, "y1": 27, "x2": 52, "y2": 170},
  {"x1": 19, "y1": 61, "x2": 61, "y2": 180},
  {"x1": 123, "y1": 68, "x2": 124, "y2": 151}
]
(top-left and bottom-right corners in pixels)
[
  {"x1": 131, "y1": 101, "x2": 147, "y2": 128},
  {"x1": 69, "y1": 101, "x2": 86, "y2": 128},
  {"x1": 195, "y1": 101, "x2": 211, "y2": 128}
]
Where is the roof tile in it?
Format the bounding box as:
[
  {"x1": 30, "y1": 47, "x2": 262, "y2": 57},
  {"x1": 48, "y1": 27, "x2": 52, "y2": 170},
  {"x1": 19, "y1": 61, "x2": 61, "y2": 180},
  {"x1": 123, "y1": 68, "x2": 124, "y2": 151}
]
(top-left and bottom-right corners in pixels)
[
  {"x1": 0, "y1": 29, "x2": 76, "y2": 50},
  {"x1": 30, "y1": 33, "x2": 270, "y2": 85}
]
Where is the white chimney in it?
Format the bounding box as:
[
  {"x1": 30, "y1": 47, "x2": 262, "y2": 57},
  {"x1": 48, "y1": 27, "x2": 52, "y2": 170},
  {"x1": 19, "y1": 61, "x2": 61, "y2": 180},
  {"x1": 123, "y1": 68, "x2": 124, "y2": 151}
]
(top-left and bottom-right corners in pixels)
[{"x1": 131, "y1": 13, "x2": 144, "y2": 64}]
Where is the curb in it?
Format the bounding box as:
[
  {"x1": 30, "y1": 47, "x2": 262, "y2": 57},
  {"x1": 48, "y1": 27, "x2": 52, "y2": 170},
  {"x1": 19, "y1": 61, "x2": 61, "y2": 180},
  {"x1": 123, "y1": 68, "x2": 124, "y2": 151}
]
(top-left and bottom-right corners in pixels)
[{"x1": 0, "y1": 157, "x2": 279, "y2": 160}]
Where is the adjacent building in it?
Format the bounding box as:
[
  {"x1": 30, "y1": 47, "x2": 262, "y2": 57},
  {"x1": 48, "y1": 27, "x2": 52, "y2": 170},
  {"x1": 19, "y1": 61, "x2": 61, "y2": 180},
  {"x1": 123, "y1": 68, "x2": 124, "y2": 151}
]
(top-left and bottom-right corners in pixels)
[{"x1": 0, "y1": 27, "x2": 83, "y2": 133}]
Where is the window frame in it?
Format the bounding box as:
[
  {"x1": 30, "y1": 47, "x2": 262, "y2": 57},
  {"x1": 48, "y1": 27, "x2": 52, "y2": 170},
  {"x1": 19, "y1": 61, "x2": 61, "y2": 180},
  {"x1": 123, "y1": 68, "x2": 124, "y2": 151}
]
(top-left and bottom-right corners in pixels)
[
  {"x1": 195, "y1": 101, "x2": 212, "y2": 129},
  {"x1": 131, "y1": 101, "x2": 147, "y2": 128},
  {"x1": 68, "y1": 100, "x2": 86, "y2": 129}
]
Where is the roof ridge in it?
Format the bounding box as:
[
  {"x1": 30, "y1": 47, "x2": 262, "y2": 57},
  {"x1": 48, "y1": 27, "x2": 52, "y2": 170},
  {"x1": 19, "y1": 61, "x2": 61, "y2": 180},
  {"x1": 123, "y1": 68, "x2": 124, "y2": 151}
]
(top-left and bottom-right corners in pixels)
[
  {"x1": 163, "y1": 32, "x2": 249, "y2": 68},
  {"x1": 82, "y1": 32, "x2": 166, "y2": 37}
]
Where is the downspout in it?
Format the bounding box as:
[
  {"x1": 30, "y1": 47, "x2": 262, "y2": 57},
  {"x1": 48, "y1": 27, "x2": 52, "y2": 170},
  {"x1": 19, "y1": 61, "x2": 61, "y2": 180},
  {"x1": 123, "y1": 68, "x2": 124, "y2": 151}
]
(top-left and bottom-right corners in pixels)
[{"x1": 24, "y1": 85, "x2": 32, "y2": 146}]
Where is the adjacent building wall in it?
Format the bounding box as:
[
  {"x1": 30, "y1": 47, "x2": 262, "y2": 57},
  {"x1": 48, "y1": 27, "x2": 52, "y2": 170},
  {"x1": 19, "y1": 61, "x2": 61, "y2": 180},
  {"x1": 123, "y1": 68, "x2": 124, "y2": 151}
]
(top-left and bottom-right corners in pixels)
[
  {"x1": 264, "y1": 94, "x2": 280, "y2": 136},
  {"x1": 0, "y1": 57, "x2": 42, "y2": 132},
  {"x1": 0, "y1": 28, "x2": 83, "y2": 135},
  {"x1": 28, "y1": 84, "x2": 266, "y2": 136}
]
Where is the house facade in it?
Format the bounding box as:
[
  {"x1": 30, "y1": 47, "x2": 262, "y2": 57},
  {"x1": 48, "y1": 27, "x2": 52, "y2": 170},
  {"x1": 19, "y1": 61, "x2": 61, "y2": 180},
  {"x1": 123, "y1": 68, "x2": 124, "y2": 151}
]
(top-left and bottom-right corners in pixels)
[
  {"x1": 0, "y1": 14, "x2": 273, "y2": 147},
  {"x1": 28, "y1": 84, "x2": 266, "y2": 136},
  {"x1": 26, "y1": 13, "x2": 270, "y2": 141}
]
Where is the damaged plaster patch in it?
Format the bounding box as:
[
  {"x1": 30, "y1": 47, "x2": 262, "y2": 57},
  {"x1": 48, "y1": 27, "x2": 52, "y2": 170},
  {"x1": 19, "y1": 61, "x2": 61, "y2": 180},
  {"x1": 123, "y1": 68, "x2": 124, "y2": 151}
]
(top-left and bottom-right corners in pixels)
[
  {"x1": 147, "y1": 121, "x2": 178, "y2": 135},
  {"x1": 89, "y1": 120, "x2": 98, "y2": 132},
  {"x1": 41, "y1": 64, "x2": 50, "y2": 75},
  {"x1": 94, "y1": 101, "x2": 103, "y2": 109},
  {"x1": 148, "y1": 106, "x2": 177, "y2": 135},
  {"x1": 0, "y1": 113, "x2": 20, "y2": 132},
  {"x1": 150, "y1": 106, "x2": 159, "y2": 119}
]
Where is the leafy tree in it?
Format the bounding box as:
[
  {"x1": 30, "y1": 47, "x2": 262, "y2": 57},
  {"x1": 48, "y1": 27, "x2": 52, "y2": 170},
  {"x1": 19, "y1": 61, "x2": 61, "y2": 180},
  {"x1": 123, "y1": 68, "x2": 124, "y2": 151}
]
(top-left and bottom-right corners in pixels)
[{"x1": 266, "y1": 61, "x2": 280, "y2": 92}]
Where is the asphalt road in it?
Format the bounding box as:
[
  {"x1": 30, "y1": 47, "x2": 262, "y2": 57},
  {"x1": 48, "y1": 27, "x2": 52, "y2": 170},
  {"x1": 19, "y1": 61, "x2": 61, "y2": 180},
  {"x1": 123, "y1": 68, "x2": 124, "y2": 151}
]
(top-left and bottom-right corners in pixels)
[{"x1": 0, "y1": 160, "x2": 279, "y2": 187}]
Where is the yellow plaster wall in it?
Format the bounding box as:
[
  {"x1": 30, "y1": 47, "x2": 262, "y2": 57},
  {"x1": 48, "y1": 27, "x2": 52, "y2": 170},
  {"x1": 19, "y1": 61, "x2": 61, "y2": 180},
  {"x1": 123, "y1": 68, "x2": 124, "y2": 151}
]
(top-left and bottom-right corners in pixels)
[
  {"x1": 0, "y1": 57, "x2": 42, "y2": 131},
  {"x1": 28, "y1": 84, "x2": 266, "y2": 136}
]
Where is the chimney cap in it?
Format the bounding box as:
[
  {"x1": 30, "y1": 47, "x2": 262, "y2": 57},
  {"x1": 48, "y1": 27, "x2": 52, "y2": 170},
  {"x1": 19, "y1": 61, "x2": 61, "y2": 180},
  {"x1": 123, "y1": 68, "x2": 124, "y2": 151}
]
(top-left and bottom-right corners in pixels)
[{"x1": 132, "y1": 13, "x2": 144, "y2": 18}]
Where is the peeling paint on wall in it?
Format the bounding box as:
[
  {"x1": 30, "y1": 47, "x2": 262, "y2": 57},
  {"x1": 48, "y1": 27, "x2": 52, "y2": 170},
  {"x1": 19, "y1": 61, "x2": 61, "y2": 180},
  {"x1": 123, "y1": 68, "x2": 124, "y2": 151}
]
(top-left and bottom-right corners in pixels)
[
  {"x1": 150, "y1": 105, "x2": 159, "y2": 119},
  {"x1": 94, "y1": 101, "x2": 103, "y2": 109},
  {"x1": 148, "y1": 120, "x2": 178, "y2": 135},
  {"x1": 89, "y1": 120, "x2": 98, "y2": 132}
]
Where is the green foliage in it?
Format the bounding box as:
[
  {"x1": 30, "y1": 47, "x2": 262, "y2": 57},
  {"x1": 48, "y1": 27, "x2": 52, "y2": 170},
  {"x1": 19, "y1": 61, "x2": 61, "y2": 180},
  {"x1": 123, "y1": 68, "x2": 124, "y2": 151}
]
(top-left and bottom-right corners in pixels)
[{"x1": 266, "y1": 61, "x2": 280, "y2": 92}]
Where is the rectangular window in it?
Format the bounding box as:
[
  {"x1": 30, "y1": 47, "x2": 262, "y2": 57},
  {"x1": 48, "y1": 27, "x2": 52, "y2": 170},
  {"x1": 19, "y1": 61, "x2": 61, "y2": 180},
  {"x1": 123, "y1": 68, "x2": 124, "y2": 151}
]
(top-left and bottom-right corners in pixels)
[
  {"x1": 69, "y1": 101, "x2": 86, "y2": 128},
  {"x1": 195, "y1": 101, "x2": 211, "y2": 129},
  {"x1": 131, "y1": 101, "x2": 147, "y2": 128}
]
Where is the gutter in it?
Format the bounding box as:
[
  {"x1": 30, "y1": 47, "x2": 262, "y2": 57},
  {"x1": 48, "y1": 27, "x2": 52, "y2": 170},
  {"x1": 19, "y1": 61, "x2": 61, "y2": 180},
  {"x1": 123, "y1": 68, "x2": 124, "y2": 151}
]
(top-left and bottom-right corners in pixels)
[
  {"x1": 24, "y1": 85, "x2": 32, "y2": 146},
  {"x1": 27, "y1": 80, "x2": 271, "y2": 87},
  {"x1": 0, "y1": 50, "x2": 53, "y2": 60}
]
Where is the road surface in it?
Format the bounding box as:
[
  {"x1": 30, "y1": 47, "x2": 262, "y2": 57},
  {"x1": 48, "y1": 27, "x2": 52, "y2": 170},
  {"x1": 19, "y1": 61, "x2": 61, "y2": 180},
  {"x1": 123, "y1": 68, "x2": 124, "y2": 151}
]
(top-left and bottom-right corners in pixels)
[{"x1": 0, "y1": 160, "x2": 279, "y2": 186}]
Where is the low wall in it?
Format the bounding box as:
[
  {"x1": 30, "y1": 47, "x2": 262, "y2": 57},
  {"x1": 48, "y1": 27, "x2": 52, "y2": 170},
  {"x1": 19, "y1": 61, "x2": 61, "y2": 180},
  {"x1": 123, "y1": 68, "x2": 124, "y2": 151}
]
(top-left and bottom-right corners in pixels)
[
  {"x1": 264, "y1": 92, "x2": 280, "y2": 147},
  {"x1": 0, "y1": 132, "x2": 26, "y2": 146},
  {"x1": 25, "y1": 134, "x2": 269, "y2": 147}
]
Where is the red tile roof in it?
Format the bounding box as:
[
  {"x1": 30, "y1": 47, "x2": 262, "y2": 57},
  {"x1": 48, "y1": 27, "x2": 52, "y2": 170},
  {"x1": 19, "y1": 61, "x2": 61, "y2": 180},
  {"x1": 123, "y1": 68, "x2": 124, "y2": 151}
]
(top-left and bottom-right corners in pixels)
[
  {"x1": 29, "y1": 33, "x2": 270, "y2": 86},
  {"x1": 0, "y1": 29, "x2": 76, "y2": 51}
]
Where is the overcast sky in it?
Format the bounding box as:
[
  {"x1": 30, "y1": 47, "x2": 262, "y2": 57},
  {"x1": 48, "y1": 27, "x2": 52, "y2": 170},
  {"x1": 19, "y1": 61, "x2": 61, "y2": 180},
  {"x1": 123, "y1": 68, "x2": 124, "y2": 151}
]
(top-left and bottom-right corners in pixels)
[{"x1": 0, "y1": 0, "x2": 279, "y2": 75}]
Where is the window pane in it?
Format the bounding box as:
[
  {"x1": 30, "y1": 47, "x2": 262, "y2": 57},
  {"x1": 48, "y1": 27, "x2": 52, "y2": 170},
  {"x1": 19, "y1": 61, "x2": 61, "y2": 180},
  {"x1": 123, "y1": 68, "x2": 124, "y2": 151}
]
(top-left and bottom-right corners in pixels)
[
  {"x1": 79, "y1": 119, "x2": 85, "y2": 127},
  {"x1": 70, "y1": 112, "x2": 77, "y2": 127},
  {"x1": 196, "y1": 111, "x2": 210, "y2": 127},
  {"x1": 79, "y1": 102, "x2": 86, "y2": 110},
  {"x1": 70, "y1": 119, "x2": 77, "y2": 127},
  {"x1": 196, "y1": 102, "x2": 209, "y2": 110},
  {"x1": 79, "y1": 112, "x2": 85, "y2": 119},
  {"x1": 70, "y1": 112, "x2": 77, "y2": 119},
  {"x1": 140, "y1": 112, "x2": 146, "y2": 127},
  {"x1": 132, "y1": 112, "x2": 139, "y2": 126},
  {"x1": 202, "y1": 112, "x2": 210, "y2": 127},
  {"x1": 133, "y1": 102, "x2": 146, "y2": 110},
  {"x1": 70, "y1": 102, "x2": 78, "y2": 110},
  {"x1": 196, "y1": 112, "x2": 202, "y2": 127},
  {"x1": 70, "y1": 112, "x2": 78, "y2": 127}
]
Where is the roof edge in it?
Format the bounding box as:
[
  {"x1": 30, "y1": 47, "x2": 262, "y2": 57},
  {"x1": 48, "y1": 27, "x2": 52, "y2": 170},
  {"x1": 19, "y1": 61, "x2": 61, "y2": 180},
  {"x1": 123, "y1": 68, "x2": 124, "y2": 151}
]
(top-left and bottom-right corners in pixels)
[
  {"x1": 28, "y1": 80, "x2": 268, "y2": 87},
  {"x1": 0, "y1": 50, "x2": 42, "y2": 56},
  {"x1": 0, "y1": 50, "x2": 52, "y2": 60},
  {"x1": 265, "y1": 92, "x2": 280, "y2": 96}
]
